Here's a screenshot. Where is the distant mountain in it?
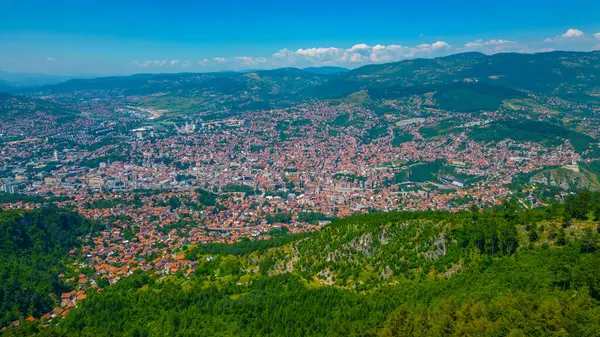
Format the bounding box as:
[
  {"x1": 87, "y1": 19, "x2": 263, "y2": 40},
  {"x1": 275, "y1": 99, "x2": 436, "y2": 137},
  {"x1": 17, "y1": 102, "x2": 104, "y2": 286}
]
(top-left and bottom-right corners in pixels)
[
  {"x1": 304, "y1": 50, "x2": 600, "y2": 112},
  {"x1": 16, "y1": 50, "x2": 600, "y2": 115},
  {"x1": 0, "y1": 79, "x2": 13, "y2": 91},
  {"x1": 303, "y1": 66, "x2": 349, "y2": 74},
  {"x1": 26, "y1": 68, "x2": 331, "y2": 93},
  {"x1": 18, "y1": 68, "x2": 337, "y2": 114},
  {"x1": 313, "y1": 50, "x2": 600, "y2": 96},
  {"x1": 0, "y1": 70, "x2": 84, "y2": 87}
]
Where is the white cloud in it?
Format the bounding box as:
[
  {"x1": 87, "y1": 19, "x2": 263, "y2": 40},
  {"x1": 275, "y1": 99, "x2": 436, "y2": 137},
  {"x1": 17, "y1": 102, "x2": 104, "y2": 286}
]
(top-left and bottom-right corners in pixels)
[
  {"x1": 561, "y1": 28, "x2": 584, "y2": 39},
  {"x1": 465, "y1": 39, "x2": 515, "y2": 48},
  {"x1": 348, "y1": 44, "x2": 372, "y2": 53},
  {"x1": 486, "y1": 39, "x2": 513, "y2": 45},
  {"x1": 132, "y1": 60, "x2": 168, "y2": 68},
  {"x1": 465, "y1": 39, "x2": 514, "y2": 48},
  {"x1": 369, "y1": 44, "x2": 411, "y2": 63},
  {"x1": 465, "y1": 40, "x2": 484, "y2": 47},
  {"x1": 129, "y1": 29, "x2": 600, "y2": 72},
  {"x1": 197, "y1": 57, "x2": 230, "y2": 66},
  {"x1": 234, "y1": 56, "x2": 267, "y2": 65},
  {"x1": 416, "y1": 41, "x2": 451, "y2": 51},
  {"x1": 295, "y1": 47, "x2": 343, "y2": 59},
  {"x1": 342, "y1": 44, "x2": 375, "y2": 63},
  {"x1": 45, "y1": 57, "x2": 56, "y2": 61},
  {"x1": 288, "y1": 47, "x2": 345, "y2": 65},
  {"x1": 432, "y1": 41, "x2": 451, "y2": 50},
  {"x1": 272, "y1": 41, "x2": 451, "y2": 66}
]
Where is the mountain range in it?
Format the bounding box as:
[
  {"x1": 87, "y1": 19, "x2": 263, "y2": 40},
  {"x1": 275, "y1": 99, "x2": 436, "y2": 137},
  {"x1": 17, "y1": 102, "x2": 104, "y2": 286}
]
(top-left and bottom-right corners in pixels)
[
  {"x1": 0, "y1": 71, "x2": 88, "y2": 87},
  {"x1": 4, "y1": 51, "x2": 597, "y2": 116}
]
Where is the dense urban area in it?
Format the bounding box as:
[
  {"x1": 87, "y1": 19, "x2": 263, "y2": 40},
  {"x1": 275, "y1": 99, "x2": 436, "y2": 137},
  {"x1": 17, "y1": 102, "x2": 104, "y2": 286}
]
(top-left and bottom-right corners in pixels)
[{"x1": 2, "y1": 50, "x2": 600, "y2": 336}]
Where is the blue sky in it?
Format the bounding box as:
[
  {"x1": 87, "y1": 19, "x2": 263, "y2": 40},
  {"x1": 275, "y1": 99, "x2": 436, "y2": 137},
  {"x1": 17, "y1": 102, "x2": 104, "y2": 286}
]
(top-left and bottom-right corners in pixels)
[{"x1": 1, "y1": 0, "x2": 600, "y2": 75}]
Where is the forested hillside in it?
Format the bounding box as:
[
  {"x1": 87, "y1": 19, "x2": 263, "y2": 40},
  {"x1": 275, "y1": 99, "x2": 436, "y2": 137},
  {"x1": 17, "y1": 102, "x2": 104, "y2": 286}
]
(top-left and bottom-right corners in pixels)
[
  {"x1": 5, "y1": 193, "x2": 600, "y2": 336},
  {"x1": 0, "y1": 93, "x2": 77, "y2": 119},
  {"x1": 0, "y1": 207, "x2": 101, "y2": 326},
  {"x1": 13, "y1": 50, "x2": 600, "y2": 116}
]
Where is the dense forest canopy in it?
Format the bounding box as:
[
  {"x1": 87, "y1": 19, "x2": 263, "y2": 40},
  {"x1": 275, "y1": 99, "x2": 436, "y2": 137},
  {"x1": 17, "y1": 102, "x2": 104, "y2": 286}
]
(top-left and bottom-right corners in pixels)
[
  {"x1": 2, "y1": 193, "x2": 600, "y2": 336},
  {"x1": 0, "y1": 207, "x2": 101, "y2": 326}
]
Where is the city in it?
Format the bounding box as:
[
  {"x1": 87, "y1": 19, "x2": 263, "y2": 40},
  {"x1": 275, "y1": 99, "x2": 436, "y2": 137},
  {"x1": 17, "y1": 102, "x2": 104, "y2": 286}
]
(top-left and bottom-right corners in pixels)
[
  {"x1": 1, "y1": 93, "x2": 598, "y2": 289},
  {"x1": 2, "y1": 2, "x2": 600, "y2": 334}
]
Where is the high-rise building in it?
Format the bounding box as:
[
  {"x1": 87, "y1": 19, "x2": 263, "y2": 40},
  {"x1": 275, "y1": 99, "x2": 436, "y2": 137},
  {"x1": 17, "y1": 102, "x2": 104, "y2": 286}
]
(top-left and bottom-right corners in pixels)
[{"x1": 2, "y1": 181, "x2": 20, "y2": 194}]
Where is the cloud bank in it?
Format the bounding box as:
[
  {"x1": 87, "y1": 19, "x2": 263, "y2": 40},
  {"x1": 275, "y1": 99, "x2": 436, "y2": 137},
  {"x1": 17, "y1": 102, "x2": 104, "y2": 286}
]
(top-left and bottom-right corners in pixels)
[{"x1": 130, "y1": 28, "x2": 600, "y2": 72}]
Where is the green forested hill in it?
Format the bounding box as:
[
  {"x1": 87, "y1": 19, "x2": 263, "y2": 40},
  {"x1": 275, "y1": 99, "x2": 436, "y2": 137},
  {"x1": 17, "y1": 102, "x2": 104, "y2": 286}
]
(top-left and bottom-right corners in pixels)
[
  {"x1": 325, "y1": 51, "x2": 600, "y2": 95},
  {"x1": 15, "y1": 50, "x2": 600, "y2": 115},
  {"x1": 0, "y1": 93, "x2": 77, "y2": 118},
  {"x1": 0, "y1": 207, "x2": 101, "y2": 326},
  {"x1": 17, "y1": 69, "x2": 334, "y2": 114},
  {"x1": 6, "y1": 193, "x2": 600, "y2": 336},
  {"x1": 309, "y1": 51, "x2": 600, "y2": 112},
  {"x1": 365, "y1": 82, "x2": 526, "y2": 112},
  {"x1": 467, "y1": 119, "x2": 595, "y2": 153}
]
